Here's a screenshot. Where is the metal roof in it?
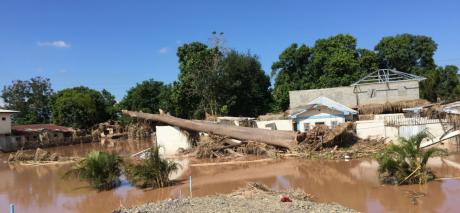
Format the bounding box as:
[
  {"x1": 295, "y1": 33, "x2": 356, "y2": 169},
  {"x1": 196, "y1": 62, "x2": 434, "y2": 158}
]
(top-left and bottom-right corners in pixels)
[
  {"x1": 351, "y1": 69, "x2": 426, "y2": 86},
  {"x1": 0, "y1": 109, "x2": 19, "y2": 113},
  {"x1": 289, "y1": 96, "x2": 358, "y2": 118}
]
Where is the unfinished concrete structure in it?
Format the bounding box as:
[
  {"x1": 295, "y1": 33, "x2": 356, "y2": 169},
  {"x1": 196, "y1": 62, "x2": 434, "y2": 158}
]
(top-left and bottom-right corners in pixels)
[{"x1": 289, "y1": 69, "x2": 426, "y2": 108}]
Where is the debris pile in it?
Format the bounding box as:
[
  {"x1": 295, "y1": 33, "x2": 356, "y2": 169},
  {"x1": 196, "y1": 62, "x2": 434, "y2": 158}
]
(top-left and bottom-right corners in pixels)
[
  {"x1": 195, "y1": 135, "x2": 279, "y2": 159},
  {"x1": 297, "y1": 122, "x2": 353, "y2": 152},
  {"x1": 127, "y1": 122, "x2": 154, "y2": 139},
  {"x1": 8, "y1": 148, "x2": 59, "y2": 162}
]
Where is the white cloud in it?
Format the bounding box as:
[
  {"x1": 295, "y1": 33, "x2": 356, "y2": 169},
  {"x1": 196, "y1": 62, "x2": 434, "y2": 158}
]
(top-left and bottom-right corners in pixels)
[
  {"x1": 37, "y1": 40, "x2": 71, "y2": 48},
  {"x1": 159, "y1": 47, "x2": 169, "y2": 54}
]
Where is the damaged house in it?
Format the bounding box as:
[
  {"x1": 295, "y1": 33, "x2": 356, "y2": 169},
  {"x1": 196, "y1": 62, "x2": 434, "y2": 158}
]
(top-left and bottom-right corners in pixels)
[{"x1": 289, "y1": 97, "x2": 357, "y2": 132}]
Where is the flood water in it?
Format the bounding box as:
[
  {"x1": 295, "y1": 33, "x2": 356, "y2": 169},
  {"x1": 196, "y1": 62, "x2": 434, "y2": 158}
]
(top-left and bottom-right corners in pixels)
[{"x1": 1, "y1": 139, "x2": 460, "y2": 212}]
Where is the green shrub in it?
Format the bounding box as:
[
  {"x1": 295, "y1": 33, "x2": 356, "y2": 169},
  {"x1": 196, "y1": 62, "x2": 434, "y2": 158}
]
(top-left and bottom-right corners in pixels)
[
  {"x1": 65, "y1": 151, "x2": 123, "y2": 190},
  {"x1": 125, "y1": 147, "x2": 178, "y2": 188},
  {"x1": 375, "y1": 132, "x2": 447, "y2": 185}
]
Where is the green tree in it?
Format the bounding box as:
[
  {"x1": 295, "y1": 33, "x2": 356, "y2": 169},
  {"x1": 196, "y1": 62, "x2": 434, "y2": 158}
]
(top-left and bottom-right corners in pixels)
[
  {"x1": 124, "y1": 147, "x2": 178, "y2": 188},
  {"x1": 50, "y1": 87, "x2": 113, "y2": 129},
  {"x1": 271, "y1": 44, "x2": 311, "y2": 111},
  {"x1": 374, "y1": 34, "x2": 452, "y2": 102},
  {"x1": 375, "y1": 132, "x2": 446, "y2": 185},
  {"x1": 174, "y1": 42, "x2": 220, "y2": 118},
  {"x1": 65, "y1": 151, "x2": 123, "y2": 190},
  {"x1": 432, "y1": 65, "x2": 460, "y2": 101},
  {"x1": 271, "y1": 34, "x2": 378, "y2": 111},
  {"x1": 173, "y1": 40, "x2": 272, "y2": 118},
  {"x1": 118, "y1": 79, "x2": 172, "y2": 114},
  {"x1": 1, "y1": 76, "x2": 53, "y2": 124},
  {"x1": 375, "y1": 34, "x2": 437, "y2": 75},
  {"x1": 218, "y1": 51, "x2": 272, "y2": 116}
]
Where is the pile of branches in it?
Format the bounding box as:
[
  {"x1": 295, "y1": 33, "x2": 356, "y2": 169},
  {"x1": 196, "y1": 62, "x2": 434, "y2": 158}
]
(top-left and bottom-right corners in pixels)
[
  {"x1": 296, "y1": 122, "x2": 353, "y2": 152},
  {"x1": 195, "y1": 135, "x2": 280, "y2": 159}
]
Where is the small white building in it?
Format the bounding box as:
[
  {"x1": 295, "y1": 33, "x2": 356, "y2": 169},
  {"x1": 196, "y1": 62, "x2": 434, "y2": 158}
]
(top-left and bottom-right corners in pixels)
[
  {"x1": 0, "y1": 109, "x2": 19, "y2": 135},
  {"x1": 289, "y1": 97, "x2": 357, "y2": 132}
]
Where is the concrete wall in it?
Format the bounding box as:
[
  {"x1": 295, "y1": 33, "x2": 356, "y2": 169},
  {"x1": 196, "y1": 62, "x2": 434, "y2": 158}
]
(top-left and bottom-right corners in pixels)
[
  {"x1": 356, "y1": 116, "x2": 447, "y2": 143},
  {"x1": 156, "y1": 126, "x2": 191, "y2": 156},
  {"x1": 0, "y1": 113, "x2": 12, "y2": 135},
  {"x1": 289, "y1": 80, "x2": 420, "y2": 108},
  {"x1": 0, "y1": 134, "x2": 92, "y2": 152},
  {"x1": 296, "y1": 113, "x2": 345, "y2": 132},
  {"x1": 356, "y1": 120, "x2": 386, "y2": 139},
  {"x1": 255, "y1": 120, "x2": 293, "y2": 131}
]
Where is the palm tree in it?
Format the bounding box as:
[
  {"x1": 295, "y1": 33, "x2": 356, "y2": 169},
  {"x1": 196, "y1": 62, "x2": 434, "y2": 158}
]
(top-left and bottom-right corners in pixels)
[
  {"x1": 125, "y1": 147, "x2": 179, "y2": 188},
  {"x1": 64, "y1": 151, "x2": 123, "y2": 190},
  {"x1": 375, "y1": 132, "x2": 447, "y2": 185}
]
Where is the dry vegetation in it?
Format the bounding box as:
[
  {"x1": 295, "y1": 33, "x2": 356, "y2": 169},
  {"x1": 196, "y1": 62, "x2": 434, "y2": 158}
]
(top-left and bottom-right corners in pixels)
[{"x1": 186, "y1": 122, "x2": 386, "y2": 161}]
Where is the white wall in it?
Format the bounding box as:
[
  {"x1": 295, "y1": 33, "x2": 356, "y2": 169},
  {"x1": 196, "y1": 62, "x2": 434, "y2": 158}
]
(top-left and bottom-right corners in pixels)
[
  {"x1": 356, "y1": 120, "x2": 386, "y2": 139},
  {"x1": 0, "y1": 113, "x2": 12, "y2": 135},
  {"x1": 297, "y1": 113, "x2": 345, "y2": 132},
  {"x1": 156, "y1": 126, "x2": 191, "y2": 156},
  {"x1": 256, "y1": 120, "x2": 293, "y2": 131}
]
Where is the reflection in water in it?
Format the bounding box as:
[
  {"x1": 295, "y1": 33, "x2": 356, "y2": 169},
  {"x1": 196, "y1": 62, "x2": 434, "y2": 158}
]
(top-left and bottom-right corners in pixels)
[{"x1": 0, "y1": 139, "x2": 460, "y2": 212}]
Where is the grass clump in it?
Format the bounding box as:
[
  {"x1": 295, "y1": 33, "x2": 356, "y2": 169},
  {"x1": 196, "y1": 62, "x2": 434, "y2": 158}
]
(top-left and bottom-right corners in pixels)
[
  {"x1": 375, "y1": 132, "x2": 447, "y2": 185},
  {"x1": 65, "y1": 151, "x2": 123, "y2": 190},
  {"x1": 125, "y1": 147, "x2": 179, "y2": 188}
]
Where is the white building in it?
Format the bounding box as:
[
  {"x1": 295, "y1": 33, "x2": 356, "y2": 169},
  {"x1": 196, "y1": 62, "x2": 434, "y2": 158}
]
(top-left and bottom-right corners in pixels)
[
  {"x1": 289, "y1": 97, "x2": 357, "y2": 132},
  {"x1": 0, "y1": 109, "x2": 19, "y2": 135}
]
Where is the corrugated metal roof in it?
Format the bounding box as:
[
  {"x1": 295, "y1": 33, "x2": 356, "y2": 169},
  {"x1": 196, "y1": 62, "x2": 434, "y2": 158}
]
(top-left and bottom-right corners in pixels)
[
  {"x1": 0, "y1": 109, "x2": 19, "y2": 113},
  {"x1": 307, "y1": 96, "x2": 357, "y2": 115},
  {"x1": 12, "y1": 124, "x2": 74, "y2": 133}
]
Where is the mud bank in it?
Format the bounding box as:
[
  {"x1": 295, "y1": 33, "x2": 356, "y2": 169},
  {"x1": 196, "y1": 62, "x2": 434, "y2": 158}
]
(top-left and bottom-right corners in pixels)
[{"x1": 115, "y1": 184, "x2": 357, "y2": 213}]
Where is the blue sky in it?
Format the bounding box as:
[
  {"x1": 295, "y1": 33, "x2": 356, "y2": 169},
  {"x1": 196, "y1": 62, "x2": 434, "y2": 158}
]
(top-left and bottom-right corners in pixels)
[{"x1": 1, "y1": 0, "x2": 459, "y2": 102}]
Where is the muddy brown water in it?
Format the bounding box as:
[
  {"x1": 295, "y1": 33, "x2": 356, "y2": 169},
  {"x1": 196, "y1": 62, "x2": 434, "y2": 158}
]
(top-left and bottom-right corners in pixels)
[{"x1": 1, "y1": 140, "x2": 460, "y2": 212}]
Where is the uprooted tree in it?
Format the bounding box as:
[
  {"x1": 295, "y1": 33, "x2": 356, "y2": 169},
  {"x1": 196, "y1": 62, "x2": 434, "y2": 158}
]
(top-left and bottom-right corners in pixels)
[{"x1": 122, "y1": 110, "x2": 304, "y2": 150}]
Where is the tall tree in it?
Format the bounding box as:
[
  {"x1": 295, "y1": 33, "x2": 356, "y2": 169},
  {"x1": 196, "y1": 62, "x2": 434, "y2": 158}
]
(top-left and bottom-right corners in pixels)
[
  {"x1": 374, "y1": 34, "x2": 459, "y2": 102},
  {"x1": 50, "y1": 87, "x2": 113, "y2": 129},
  {"x1": 375, "y1": 34, "x2": 437, "y2": 75},
  {"x1": 271, "y1": 44, "x2": 311, "y2": 111},
  {"x1": 271, "y1": 34, "x2": 378, "y2": 111},
  {"x1": 173, "y1": 42, "x2": 219, "y2": 118},
  {"x1": 118, "y1": 79, "x2": 172, "y2": 114},
  {"x1": 218, "y1": 51, "x2": 272, "y2": 117},
  {"x1": 1, "y1": 76, "x2": 53, "y2": 124},
  {"x1": 434, "y1": 65, "x2": 460, "y2": 101}
]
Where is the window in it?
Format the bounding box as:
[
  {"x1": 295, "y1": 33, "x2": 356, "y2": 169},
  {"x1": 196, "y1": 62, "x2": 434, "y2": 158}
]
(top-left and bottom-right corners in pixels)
[
  {"x1": 1, "y1": 117, "x2": 5, "y2": 121},
  {"x1": 315, "y1": 122, "x2": 325, "y2": 126},
  {"x1": 303, "y1": 123, "x2": 310, "y2": 131}
]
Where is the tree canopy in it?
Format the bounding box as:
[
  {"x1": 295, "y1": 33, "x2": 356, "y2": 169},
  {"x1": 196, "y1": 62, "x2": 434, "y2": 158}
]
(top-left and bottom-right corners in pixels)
[
  {"x1": 271, "y1": 34, "x2": 378, "y2": 111},
  {"x1": 118, "y1": 79, "x2": 172, "y2": 114},
  {"x1": 50, "y1": 86, "x2": 116, "y2": 129},
  {"x1": 172, "y1": 41, "x2": 272, "y2": 118},
  {"x1": 1, "y1": 76, "x2": 53, "y2": 124}
]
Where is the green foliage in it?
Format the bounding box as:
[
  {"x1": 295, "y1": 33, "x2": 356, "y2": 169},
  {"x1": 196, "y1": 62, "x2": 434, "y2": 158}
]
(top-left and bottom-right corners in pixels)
[
  {"x1": 375, "y1": 34, "x2": 437, "y2": 74},
  {"x1": 374, "y1": 34, "x2": 454, "y2": 102},
  {"x1": 65, "y1": 151, "x2": 123, "y2": 190},
  {"x1": 50, "y1": 86, "x2": 115, "y2": 129},
  {"x1": 218, "y1": 51, "x2": 272, "y2": 117},
  {"x1": 125, "y1": 147, "x2": 178, "y2": 188},
  {"x1": 271, "y1": 34, "x2": 378, "y2": 111},
  {"x1": 173, "y1": 40, "x2": 272, "y2": 118},
  {"x1": 1, "y1": 76, "x2": 53, "y2": 124},
  {"x1": 118, "y1": 79, "x2": 173, "y2": 114},
  {"x1": 375, "y1": 132, "x2": 447, "y2": 185}
]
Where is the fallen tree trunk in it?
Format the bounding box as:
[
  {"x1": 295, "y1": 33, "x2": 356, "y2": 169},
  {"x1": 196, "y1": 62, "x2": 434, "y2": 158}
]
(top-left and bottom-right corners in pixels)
[{"x1": 122, "y1": 110, "x2": 300, "y2": 149}]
